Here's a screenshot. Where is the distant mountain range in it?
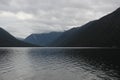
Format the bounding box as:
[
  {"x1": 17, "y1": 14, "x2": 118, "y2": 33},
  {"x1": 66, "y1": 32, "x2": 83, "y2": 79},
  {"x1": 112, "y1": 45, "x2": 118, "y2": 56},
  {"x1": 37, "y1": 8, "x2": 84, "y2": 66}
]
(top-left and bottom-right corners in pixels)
[
  {"x1": 24, "y1": 32, "x2": 62, "y2": 46},
  {"x1": 0, "y1": 8, "x2": 120, "y2": 47},
  {"x1": 0, "y1": 28, "x2": 38, "y2": 47},
  {"x1": 49, "y1": 8, "x2": 120, "y2": 47}
]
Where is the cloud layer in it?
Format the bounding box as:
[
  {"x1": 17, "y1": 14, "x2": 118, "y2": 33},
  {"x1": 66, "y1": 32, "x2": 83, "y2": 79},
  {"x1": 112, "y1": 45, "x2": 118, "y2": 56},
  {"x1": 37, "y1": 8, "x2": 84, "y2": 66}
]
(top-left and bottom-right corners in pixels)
[{"x1": 0, "y1": 0, "x2": 119, "y2": 38}]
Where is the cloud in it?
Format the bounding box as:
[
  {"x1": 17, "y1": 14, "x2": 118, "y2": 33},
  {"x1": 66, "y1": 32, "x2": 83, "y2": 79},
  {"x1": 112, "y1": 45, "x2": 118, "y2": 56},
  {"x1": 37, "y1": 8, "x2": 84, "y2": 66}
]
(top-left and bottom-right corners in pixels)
[
  {"x1": 0, "y1": 0, "x2": 119, "y2": 38},
  {"x1": 0, "y1": 11, "x2": 34, "y2": 20}
]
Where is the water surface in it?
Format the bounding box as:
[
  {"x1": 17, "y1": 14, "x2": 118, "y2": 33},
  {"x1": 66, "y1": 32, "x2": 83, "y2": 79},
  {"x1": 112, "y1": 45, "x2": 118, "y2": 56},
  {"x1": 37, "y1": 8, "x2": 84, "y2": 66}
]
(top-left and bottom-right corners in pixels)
[{"x1": 0, "y1": 48, "x2": 119, "y2": 80}]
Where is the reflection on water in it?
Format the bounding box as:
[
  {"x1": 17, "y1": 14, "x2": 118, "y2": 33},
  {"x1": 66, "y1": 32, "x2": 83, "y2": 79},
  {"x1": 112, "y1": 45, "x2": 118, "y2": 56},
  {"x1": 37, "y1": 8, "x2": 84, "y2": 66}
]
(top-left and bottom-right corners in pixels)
[{"x1": 0, "y1": 48, "x2": 119, "y2": 80}]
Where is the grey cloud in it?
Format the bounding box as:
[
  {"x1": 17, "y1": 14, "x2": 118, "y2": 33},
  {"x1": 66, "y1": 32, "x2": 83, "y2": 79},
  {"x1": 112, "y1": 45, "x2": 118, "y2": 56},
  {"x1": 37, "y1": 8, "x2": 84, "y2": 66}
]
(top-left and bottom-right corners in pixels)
[{"x1": 0, "y1": 0, "x2": 119, "y2": 38}]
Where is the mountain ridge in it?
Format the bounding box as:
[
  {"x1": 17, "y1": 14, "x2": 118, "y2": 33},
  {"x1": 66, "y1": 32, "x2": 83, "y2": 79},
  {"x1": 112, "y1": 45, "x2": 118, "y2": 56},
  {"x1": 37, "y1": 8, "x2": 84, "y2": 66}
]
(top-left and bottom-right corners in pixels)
[
  {"x1": 50, "y1": 7, "x2": 120, "y2": 47},
  {"x1": 0, "y1": 27, "x2": 39, "y2": 47},
  {"x1": 24, "y1": 32, "x2": 62, "y2": 46}
]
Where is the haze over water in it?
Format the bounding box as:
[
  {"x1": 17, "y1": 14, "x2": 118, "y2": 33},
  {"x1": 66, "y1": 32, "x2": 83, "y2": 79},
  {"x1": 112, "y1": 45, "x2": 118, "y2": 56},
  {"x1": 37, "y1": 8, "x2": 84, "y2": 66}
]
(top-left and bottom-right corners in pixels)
[{"x1": 0, "y1": 48, "x2": 119, "y2": 80}]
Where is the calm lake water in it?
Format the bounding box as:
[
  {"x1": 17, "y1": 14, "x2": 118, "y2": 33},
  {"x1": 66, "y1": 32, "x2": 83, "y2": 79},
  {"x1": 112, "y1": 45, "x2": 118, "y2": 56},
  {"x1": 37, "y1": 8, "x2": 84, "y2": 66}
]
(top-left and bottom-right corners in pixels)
[{"x1": 0, "y1": 48, "x2": 119, "y2": 80}]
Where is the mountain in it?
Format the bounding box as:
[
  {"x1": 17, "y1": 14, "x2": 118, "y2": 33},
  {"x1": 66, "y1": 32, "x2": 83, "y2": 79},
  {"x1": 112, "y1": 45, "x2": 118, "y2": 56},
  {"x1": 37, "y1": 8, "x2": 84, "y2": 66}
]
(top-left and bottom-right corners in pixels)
[
  {"x1": 0, "y1": 27, "x2": 39, "y2": 47},
  {"x1": 50, "y1": 8, "x2": 120, "y2": 47},
  {"x1": 24, "y1": 32, "x2": 62, "y2": 46}
]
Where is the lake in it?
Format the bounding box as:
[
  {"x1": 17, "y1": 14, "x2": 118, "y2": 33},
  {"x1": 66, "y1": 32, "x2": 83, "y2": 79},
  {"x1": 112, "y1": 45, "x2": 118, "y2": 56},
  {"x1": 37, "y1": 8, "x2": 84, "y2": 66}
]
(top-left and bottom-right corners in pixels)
[{"x1": 0, "y1": 47, "x2": 119, "y2": 80}]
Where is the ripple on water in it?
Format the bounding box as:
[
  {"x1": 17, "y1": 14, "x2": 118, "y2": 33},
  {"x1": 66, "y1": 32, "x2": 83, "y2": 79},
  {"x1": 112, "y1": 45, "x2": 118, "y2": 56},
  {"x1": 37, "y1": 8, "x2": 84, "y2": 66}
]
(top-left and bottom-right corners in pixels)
[{"x1": 0, "y1": 48, "x2": 119, "y2": 80}]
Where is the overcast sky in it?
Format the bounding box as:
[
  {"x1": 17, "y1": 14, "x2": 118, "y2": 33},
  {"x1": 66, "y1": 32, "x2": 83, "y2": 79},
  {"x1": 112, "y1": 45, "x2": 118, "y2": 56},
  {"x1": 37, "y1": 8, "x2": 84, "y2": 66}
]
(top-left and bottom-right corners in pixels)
[{"x1": 0, "y1": 0, "x2": 119, "y2": 38}]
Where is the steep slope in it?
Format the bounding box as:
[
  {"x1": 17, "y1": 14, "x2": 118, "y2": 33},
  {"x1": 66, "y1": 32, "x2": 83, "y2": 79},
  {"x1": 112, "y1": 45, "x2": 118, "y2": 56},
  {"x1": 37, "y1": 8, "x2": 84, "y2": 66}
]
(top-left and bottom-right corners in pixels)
[
  {"x1": 0, "y1": 28, "x2": 38, "y2": 47},
  {"x1": 24, "y1": 32, "x2": 62, "y2": 46},
  {"x1": 50, "y1": 8, "x2": 120, "y2": 47}
]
